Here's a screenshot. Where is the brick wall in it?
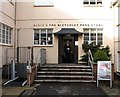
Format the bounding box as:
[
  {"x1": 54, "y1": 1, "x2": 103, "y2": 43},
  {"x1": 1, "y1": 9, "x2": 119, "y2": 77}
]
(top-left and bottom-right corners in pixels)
[
  {"x1": 27, "y1": 65, "x2": 37, "y2": 86},
  {"x1": 93, "y1": 63, "x2": 114, "y2": 81}
]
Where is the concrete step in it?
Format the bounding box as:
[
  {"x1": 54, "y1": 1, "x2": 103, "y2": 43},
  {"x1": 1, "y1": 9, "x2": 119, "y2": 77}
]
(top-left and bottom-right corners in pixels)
[
  {"x1": 37, "y1": 71, "x2": 92, "y2": 75},
  {"x1": 40, "y1": 65, "x2": 91, "y2": 68},
  {"x1": 37, "y1": 75, "x2": 94, "y2": 78},
  {"x1": 36, "y1": 64, "x2": 94, "y2": 83},
  {"x1": 35, "y1": 79, "x2": 96, "y2": 83},
  {"x1": 39, "y1": 68, "x2": 92, "y2": 71}
]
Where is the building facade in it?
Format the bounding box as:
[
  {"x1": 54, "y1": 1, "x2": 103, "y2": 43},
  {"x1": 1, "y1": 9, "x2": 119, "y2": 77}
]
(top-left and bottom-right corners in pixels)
[
  {"x1": 16, "y1": 0, "x2": 114, "y2": 64},
  {"x1": 111, "y1": 0, "x2": 120, "y2": 72},
  {"x1": 1, "y1": 0, "x2": 118, "y2": 71},
  {"x1": 0, "y1": 0, "x2": 16, "y2": 68}
]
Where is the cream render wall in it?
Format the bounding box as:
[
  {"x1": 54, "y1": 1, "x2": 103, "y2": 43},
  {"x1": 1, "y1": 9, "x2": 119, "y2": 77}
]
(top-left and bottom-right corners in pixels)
[
  {"x1": 16, "y1": 1, "x2": 114, "y2": 64},
  {"x1": 0, "y1": 0, "x2": 15, "y2": 67},
  {"x1": 16, "y1": 1, "x2": 113, "y2": 20},
  {"x1": 33, "y1": 36, "x2": 58, "y2": 64},
  {"x1": 0, "y1": 0, "x2": 15, "y2": 27}
]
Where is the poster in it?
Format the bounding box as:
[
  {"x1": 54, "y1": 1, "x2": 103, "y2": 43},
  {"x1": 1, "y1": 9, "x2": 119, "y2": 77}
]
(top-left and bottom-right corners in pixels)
[
  {"x1": 97, "y1": 61, "x2": 112, "y2": 87},
  {"x1": 97, "y1": 61, "x2": 111, "y2": 80}
]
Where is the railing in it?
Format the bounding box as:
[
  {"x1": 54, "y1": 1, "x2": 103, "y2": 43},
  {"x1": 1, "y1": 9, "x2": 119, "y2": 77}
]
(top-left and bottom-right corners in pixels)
[
  {"x1": 88, "y1": 49, "x2": 94, "y2": 81},
  {"x1": 4, "y1": 59, "x2": 18, "y2": 86},
  {"x1": 35, "y1": 49, "x2": 41, "y2": 79}
]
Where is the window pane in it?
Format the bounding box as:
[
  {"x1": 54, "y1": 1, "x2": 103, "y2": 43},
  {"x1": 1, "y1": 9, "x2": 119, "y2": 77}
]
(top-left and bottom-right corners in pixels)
[
  {"x1": 97, "y1": 0, "x2": 102, "y2": 4},
  {"x1": 41, "y1": 29, "x2": 46, "y2": 37},
  {"x1": 90, "y1": 0, "x2": 96, "y2": 4},
  {"x1": 3, "y1": 25, "x2": 5, "y2": 29},
  {"x1": 9, "y1": 29, "x2": 12, "y2": 44},
  {"x1": 6, "y1": 30, "x2": 9, "y2": 44},
  {"x1": 97, "y1": 29, "x2": 103, "y2": 33},
  {"x1": 34, "y1": 29, "x2": 39, "y2": 45},
  {"x1": 84, "y1": 29, "x2": 89, "y2": 33},
  {"x1": 91, "y1": 33, "x2": 96, "y2": 43},
  {"x1": 84, "y1": 33, "x2": 89, "y2": 44},
  {"x1": 47, "y1": 29, "x2": 53, "y2": 45},
  {"x1": 41, "y1": 29, "x2": 46, "y2": 45},
  {"x1": 97, "y1": 33, "x2": 103, "y2": 45},
  {"x1": 83, "y1": 0, "x2": 89, "y2": 4},
  {"x1": 2, "y1": 30, "x2": 5, "y2": 43},
  {"x1": 91, "y1": 29, "x2": 96, "y2": 33}
]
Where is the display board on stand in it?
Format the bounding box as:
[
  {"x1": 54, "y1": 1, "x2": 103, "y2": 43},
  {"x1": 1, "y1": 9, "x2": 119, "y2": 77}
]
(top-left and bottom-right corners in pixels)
[{"x1": 97, "y1": 61, "x2": 112, "y2": 87}]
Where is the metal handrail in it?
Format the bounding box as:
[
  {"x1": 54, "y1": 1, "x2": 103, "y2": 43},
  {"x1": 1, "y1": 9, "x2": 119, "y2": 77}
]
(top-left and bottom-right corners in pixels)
[
  {"x1": 35, "y1": 50, "x2": 40, "y2": 79},
  {"x1": 88, "y1": 49, "x2": 94, "y2": 81}
]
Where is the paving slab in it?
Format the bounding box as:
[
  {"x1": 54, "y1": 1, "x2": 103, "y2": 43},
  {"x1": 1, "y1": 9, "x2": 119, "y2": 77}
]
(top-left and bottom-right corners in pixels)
[{"x1": 34, "y1": 83, "x2": 108, "y2": 96}]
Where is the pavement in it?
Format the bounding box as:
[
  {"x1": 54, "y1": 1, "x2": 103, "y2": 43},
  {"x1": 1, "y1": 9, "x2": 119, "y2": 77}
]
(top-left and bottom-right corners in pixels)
[
  {"x1": 2, "y1": 78, "x2": 34, "y2": 97},
  {"x1": 1, "y1": 76, "x2": 120, "y2": 97},
  {"x1": 34, "y1": 83, "x2": 108, "y2": 96}
]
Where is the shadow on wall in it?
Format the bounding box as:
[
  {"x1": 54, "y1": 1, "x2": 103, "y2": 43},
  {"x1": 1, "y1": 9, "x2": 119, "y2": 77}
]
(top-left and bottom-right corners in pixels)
[{"x1": 0, "y1": 68, "x2": 2, "y2": 79}]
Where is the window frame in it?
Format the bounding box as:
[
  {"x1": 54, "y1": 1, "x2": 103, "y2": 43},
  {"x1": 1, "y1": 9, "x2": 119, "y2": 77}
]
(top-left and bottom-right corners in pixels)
[
  {"x1": 83, "y1": 0, "x2": 102, "y2": 7},
  {"x1": 34, "y1": 0, "x2": 54, "y2": 7},
  {"x1": 0, "y1": 23, "x2": 12, "y2": 45},
  {"x1": 34, "y1": 28, "x2": 53, "y2": 46},
  {"x1": 83, "y1": 28, "x2": 103, "y2": 45}
]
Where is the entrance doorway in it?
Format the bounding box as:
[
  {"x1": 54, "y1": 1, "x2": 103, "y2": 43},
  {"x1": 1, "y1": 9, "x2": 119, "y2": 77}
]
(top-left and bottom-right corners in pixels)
[{"x1": 58, "y1": 34, "x2": 78, "y2": 64}]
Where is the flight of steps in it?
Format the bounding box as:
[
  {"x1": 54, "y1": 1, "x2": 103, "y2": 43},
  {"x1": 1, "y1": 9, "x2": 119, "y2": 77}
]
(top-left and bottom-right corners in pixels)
[{"x1": 35, "y1": 64, "x2": 96, "y2": 83}]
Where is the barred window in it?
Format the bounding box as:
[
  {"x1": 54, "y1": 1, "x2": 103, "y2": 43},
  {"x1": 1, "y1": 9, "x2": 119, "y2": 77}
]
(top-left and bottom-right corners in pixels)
[
  {"x1": 83, "y1": 28, "x2": 103, "y2": 45},
  {"x1": 34, "y1": 29, "x2": 53, "y2": 45},
  {"x1": 83, "y1": 0, "x2": 102, "y2": 5},
  {"x1": 0, "y1": 23, "x2": 12, "y2": 45}
]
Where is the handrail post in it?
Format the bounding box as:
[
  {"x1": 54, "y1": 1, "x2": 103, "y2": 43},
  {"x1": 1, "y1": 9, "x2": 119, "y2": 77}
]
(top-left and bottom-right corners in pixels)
[{"x1": 88, "y1": 49, "x2": 94, "y2": 81}]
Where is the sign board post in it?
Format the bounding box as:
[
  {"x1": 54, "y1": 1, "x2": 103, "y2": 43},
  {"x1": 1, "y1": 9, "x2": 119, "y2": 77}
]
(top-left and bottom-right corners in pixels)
[{"x1": 97, "y1": 61, "x2": 112, "y2": 87}]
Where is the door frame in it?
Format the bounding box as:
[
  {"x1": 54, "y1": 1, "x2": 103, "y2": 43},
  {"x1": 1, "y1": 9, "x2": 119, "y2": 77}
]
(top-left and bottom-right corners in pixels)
[{"x1": 58, "y1": 34, "x2": 78, "y2": 64}]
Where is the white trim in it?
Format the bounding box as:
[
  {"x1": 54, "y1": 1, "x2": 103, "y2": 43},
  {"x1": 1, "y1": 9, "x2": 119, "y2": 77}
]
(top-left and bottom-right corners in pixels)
[
  {"x1": 3, "y1": 77, "x2": 18, "y2": 86},
  {"x1": 33, "y1": 28, "x2": 54, "y2": 46},
  {"x1": 33, "y1": 45, "x2": 53, "y2": 47}
]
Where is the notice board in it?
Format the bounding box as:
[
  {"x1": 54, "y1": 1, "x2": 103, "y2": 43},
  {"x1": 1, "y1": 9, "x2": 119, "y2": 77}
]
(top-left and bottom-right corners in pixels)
[{"x1": 97, "y1": 61, "x2": 112, "y2": 87}]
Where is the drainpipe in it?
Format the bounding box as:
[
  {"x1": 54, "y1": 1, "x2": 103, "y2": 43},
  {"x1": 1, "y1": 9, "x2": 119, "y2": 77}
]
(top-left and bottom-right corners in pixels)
[
  {"x1": 112, "y1": 4, "x2": 115, "y2": 70},
  {"x1": 14, "y1": 0, "x2": 17, "y2": 59}
]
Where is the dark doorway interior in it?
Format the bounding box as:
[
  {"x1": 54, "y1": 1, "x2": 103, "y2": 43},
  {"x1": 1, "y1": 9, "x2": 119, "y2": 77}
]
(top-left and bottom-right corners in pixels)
[
  {"x1": 62, "y1": 35, "x2": 74, "y2": 63},
  {"x1": 58, "y1": 34, "x2": 78, "y2": 64}
]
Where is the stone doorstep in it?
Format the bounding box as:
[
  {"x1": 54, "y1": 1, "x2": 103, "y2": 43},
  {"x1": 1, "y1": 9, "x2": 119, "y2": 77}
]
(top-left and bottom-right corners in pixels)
[
  {"x1": 37, "y1": 75, "x2": 94, "y2": 78},
  {"x1": 37, "y1": 71, "x2": 92, "y2": 74},
  {"x1": 40, "y1": 68, "x2": 92, "y2": 71},
  {"x1": 41, "y1": 65, "x2": 91, "y2": 68},
  {"x1": 35, "y1": 79, "x2": 96, "y2": 83}
]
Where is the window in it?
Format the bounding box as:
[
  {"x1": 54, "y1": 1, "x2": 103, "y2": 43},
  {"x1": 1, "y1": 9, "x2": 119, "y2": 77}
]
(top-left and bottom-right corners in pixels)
[
  {"x1": 83, "y1": 0, "x2": 102, "y2": 6},
  {"x1": 83, "y1": 28, "x2": 103, "y2": 45},
  {"x1": 34, "y1": 0, "x2": 54, "y2": 7},
  {"x1": 0, "y1": 23, "x2": 12, "y2": 45},
  {"x1": 34, "y1": 29, "x2": 53, "y2": 45},
  {"x1": 83, "y1": 0, "x2": 89, "y2": 4},
  {"x1": 90, "y1": 0, "x2": 96, "y2": 4}
]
